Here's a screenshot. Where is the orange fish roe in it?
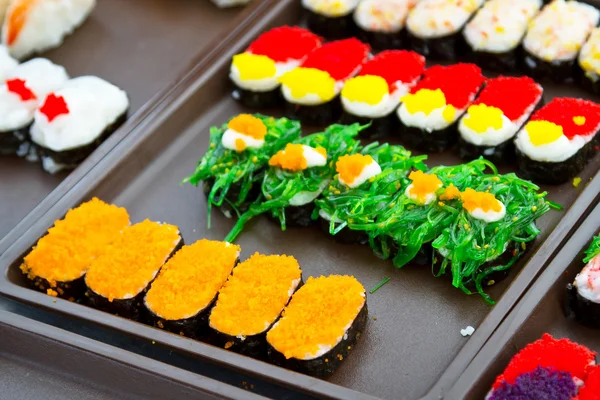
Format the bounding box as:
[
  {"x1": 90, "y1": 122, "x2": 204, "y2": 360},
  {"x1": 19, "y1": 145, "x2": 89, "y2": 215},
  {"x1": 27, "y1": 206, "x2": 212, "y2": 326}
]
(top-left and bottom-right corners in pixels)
[
  {"x1": 145, "y1": 240, "x2": 240, "y2": 321},
  {"x1": 85, "y1": 220, "x2": 181, "y2": 302},
  {"x1": 408, "y1": 170, "x2": 442, "y2": 201},
  {"x1": 336, "y1": 154, "x2": 373, "y2": 185},
  {"x1": 20, "y1": 198, "x2": 130, "y2": 287},
  {"x1": 227, "y1": 114, "x2": 267, "y2": 140},
  {"x1": 439, "y1": 184, "x2": 461, "y2": 201},
  {"x1": 269, "y1": 143, "x2": 308, "y2": 171},
  {"x1": 210, "y1": 253, "x2": 302, "y2": 337},
  {"x1": 461, "y1": 188, "x2": 502, "y2": 213},
  {"x1": 266, "y1": 275, "x2": 365, "y2": 360}
]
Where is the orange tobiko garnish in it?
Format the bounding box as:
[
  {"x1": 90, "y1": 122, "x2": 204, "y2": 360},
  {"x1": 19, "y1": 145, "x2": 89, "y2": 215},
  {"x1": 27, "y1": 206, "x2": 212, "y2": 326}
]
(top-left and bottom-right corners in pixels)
[
  {"x1": 408, "y1": 170, "x2": 442, "y2": 201},
  {"x1": 336, "y1": 154, "x2": 373, "y2": 185},
  {"x1": 460, "y1": 188, "x2": 502, "y2": 213},
  {"x1": 269, "y1": 143, "x2": 308, "y2": 171},
  {"x1": 439, "y1": 184, "x2": 461, "y2": 201},
  {"x1": 227, "y1": 114, "x2": 267, "y2": 139}
]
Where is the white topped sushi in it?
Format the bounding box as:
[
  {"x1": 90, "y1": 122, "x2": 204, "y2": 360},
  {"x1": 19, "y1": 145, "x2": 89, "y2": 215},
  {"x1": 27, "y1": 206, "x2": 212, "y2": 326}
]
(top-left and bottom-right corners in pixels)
[
  {"x1": 578, "y1": 27, "x2": 600, "y2": 93},
  {"x1": 0, "y1": 44, "x2": 17, "y2": 80},
  {"x1": 302, "y1": 0, "x2": 361, "y2": 38}
]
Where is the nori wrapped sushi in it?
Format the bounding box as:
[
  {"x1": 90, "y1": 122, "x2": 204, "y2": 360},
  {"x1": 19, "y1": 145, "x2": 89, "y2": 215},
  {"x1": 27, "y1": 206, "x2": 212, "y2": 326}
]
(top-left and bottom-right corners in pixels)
[
  {"x1": 566, "y1": 234, "x2": 600, "y2": 328},
  {"x1": 182, "y1": 114, "x2": 301, "y2": 227},
  {"x1": 458, "y1": 76, "x2": 543, "y2": 163},
  {"x1": 514, "y1": 97, "x2": 600, "y2": 185},
  {"x1": 340, "y1": 50, "x2": 425, "y2": 139},
  {"x1": 520, "y1": 0, "x2": 599, "y2": 83},
  {"x1": 266, "y1": 275, "x2": 367, "y2": 378},
  {"x1": 302, "y1": 0, "x2": 360, "y2": 39},
  {"x1": 85, "y1": 220, "x2": 182, "y2": 320},
  {"x1": 578, "y1": 27, "x2": 600, "y2": 95},
  {"x1": 143, "y1": 240, "x2": 240, "y2": 339},
  {"x1": 19, "y1": 198, "x2": 129, "y2": 300},
  {"x1": 224, "y1": 123, "x2": 363, "y2": 242},
  {"x1": 353, "y1": 0, "x2": 418, "y2": 50},
  {"x1": 397, "y1": 63, "x2": 485, "y2": 152},
  {"x1": 209, "y1": 253, "x2": 302, "y2": 359},
  {"x1": 230, "y1": 26, "x2": 322, "y2": 108}
]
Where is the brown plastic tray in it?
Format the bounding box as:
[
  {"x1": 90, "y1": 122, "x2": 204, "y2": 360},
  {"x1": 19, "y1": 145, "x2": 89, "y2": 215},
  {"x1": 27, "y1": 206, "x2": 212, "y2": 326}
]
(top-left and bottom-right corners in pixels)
[
  {"x1": 1, "y1": 0, "x2": 600, "y2": 399},
  {"x1": 447, "y1": 197, "x2": 600, "y2": 400},
  {"x1": 0, "y1": 310, "x2": 266, "y2": 400}
]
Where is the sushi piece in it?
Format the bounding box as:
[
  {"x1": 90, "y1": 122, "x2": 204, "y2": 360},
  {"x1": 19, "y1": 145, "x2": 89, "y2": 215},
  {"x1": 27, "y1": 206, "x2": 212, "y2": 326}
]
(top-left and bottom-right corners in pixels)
[
  {"x1": 578, "y1": 27, "x2": 600, "y2": 95},
  {"x1": 463, "y1": 0, "x2": 543, "y2": 72},
  {"x1": 2, "y1": 0, "x2": 96, "y2": 60},
  {"x1": 182, "y1": 114, "x2": 301, "y2": 226},
  {"x1": 30, "y1": 76, "x2": 129, "y2": 174},
  {"x1": 85, "y1": 220, "x2": 182, "y2": 320},
  {"x1": 406, "y1": 0, "x2": 484, "y2": 60},
  {"x1": 230, "y1": 26, "x2": 322, "y2": 108},
  {"x1": 0, "y1": 58, "x2": 68, "y2": 156},
  {"x1": 302, "y1": 0, "x2": 360, "y2": 39},
  {"x1": 266, "y1": 275, "x2": 367, "y2": 378},
  {"x1": 144, "y1": 239, "x2": 240, "y2": 339},
  {"x1": 514, "y1": 97, "x2": 600, "y2": 184},
  {"x1": 209, "y1": 253, "x2": 302, "y2": 358},
  {"x1": 224, "y1": 123, "x2": 363, "y2": 243},
  {"x1": 487, "y1": 334, "x2": 597, "y2": 399},
  {"x1": 353, "y1": 0, "x2": 420, "y2": 50},
  {"x1": 19, "y1": 198, "x2": 129, "y2": 299},
  {"x1": 340, "y1": 50, "x2": 425, "y2": 139},
  {"x1": 521, "y1": 0, "x2": 600, "y2": 83},
  {"x1": 0, "y1": 45, "x2": 17, "y2": 80},
  {"x1": 280, "y1": 38, "x2": 370, "y2": 125},
  {"x1": 397, "y1": 63, "x2": 485, "y2": 152},
  {"x1": 579, "y1": 366, "x2": 600, "y2": 400},
  {"x1": 458, "y1": 76, "x2": 543, "y2": 163},
  {"x1": 566, "y1": 234, "x2": 600, "y2": 328}
]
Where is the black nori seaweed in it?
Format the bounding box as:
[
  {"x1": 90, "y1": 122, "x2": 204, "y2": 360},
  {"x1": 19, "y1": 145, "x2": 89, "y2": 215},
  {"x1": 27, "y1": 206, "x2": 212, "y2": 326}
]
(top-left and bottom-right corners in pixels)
[
  {"x1": 458, "y1": 136, "x2": 515, "y2": 164},
  {"x1": 231, "y1": 85, "x2": 281, "y2": 109},
  {"x1": 304, "y1": 8, "x2": 355, "y2": 39},
  {"x1": 566, "y1": 282, "x2": 600, "y2": 328},
  {"x1": 202, "y1": 176, "x2": 262, "y2": 218},
  {"x1": 340, "y1": 109, "x2": 398, "y2": 139},
  {"x1": 401, "y1": 123, "x2": 460, "y2": 153},
  {"x1": 319, "y1": 215, "x2": 369, "y2": 245},
  {"x1": 355, "y1": 27, "x2": 406, "y2": 51},
  {"x1": 267, "y1": 300, "x2": 368, "y2": 378},
  {"x1": 268, "y1": 203, "x2": 317, "y2": 228},
  {"x1": 520, "y1": 49, "x2": 576, "y2": 83},
  {"x1": 407, "y1": 29, "x2": 467, "y2": 61},
  {"x1": 144, "y1": 296, "x2": 216, "y2": 340},
  {"x1": 24, "y1": 274, "x2": 86, "y2": 301},
  {"x1": 576, "y1": 63, "x2": 600, "y2": 96},
  {"x1": 467, "y1": 47, "x2": 521, "y2": 73},
  {"x1": 0, "y1": 124, "x2": 31, "y2": 156},
  {"x1": 284, "y1": 96, "x2": 342, "y2": 125}
]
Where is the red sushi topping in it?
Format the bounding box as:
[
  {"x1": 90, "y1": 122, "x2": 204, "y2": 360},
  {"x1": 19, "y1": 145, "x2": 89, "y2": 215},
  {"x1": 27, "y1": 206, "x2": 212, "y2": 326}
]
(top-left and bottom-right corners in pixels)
[
  {"x1": 358, "y1": 50, "x2": 425, "y2": 91},
  {"x1": 247, "y1": 26, "x2": 322, "y2": 62},
  {"x1": 301, "y1": 38, "x2": 370, "y2": 81},
  {"x1": 492, "y1": 334, "x2": 596, "y2": 390},
  {"x1": 39, "y1": 94, "x2": 69, "y2": 122},
  {"x1": 473, "y1": 76, "x2": 542, "y2": 122},
  {"x1": 579, "y1": 366, "x2": 600, "y2": 400},
  {"x1": 530, "y1": 98, "x2": 600, "y2": 139},
  {"x1": 410, "y1": 63, "x2": 485, "y2": 109},
  {"x1": 6, "y1": 78, "x2": 36, "y2": 101}
]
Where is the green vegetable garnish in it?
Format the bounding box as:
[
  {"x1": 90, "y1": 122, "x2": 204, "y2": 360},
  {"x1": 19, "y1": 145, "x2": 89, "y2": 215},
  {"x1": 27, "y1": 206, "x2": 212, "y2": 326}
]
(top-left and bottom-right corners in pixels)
[{"x1": 584, "y1": 235, "x2": 600, "y2": 264}]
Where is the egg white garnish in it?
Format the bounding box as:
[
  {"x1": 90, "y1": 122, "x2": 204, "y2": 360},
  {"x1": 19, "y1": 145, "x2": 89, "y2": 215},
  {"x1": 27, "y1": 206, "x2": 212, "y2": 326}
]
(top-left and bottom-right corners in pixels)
[
  {"x1": 467, "y1": 202, "x2": 506, "y2": 223},
  {"x1": 407, "y1": 0, "x2": 485, "y2": 39},
  {"x1": 302, "y1": 0, "x2": 361, "y2": 17},
  {"x1": 575, "y1": 254, "x2": 600, "y2": 303},
  {"x1": 221, "y1": 128, "x2": 265, "y2": 151},
  {"x1": 338, "y1": 159, "x2": 382, "y2": 188},
  {"x1": 405, "y1": 183, "x2": 438, "y2": 205}
]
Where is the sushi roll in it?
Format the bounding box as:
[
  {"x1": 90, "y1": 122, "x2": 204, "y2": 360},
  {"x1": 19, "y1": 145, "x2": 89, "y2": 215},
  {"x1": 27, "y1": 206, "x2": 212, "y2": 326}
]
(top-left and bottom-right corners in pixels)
[
  {"x1": 514, "y1": 97, "x2": 600, "y2": 184},
  {"x1": 0, "y1": 58, "x2": 68, "y2": 156},
  {"x1": 406, "y1": 0, "x2": 484, "y2": 60},
  {"x1": 353, "y1": 0, "x2": 420, "y2": 50},
  {"x1": 463, "y1": 0, "x2": 543, "y2": 72},
  {"x1": 2, "y1": 0, "x2": 96, "y2": 60},
  {"x1": 266, "y1": 275, "x2": 368, "y2": 378},
  {"x1": 302, "y1": 0, "x2": 360, "y2": 39},
  {"x1": 143, "y1": 240, "x2": 241, "y2": 339},
  {"x1": 566, "y1": 234, "x2": 600, "y2": 328},
  {"x1": 340, "y1": 50, "x2": 425, "y2": 139},
  {"x1": 183, "y1": 114, "x2": 301, "y2": 226},
  {"x1": 578, "y1": 27, "x2": 600, "y2": 95},
  {"x1": 458, "y1": 76, "x2": 543, "y2": 163},
  {"x1": 397, "y1": 63, "x2": 485, "y2": 152},
  {"x1": 85, "y1": 220, "x2": 182, "y2": 320},
  {"x1": 280, "y1": 38, "x2": 370, "y2": 125},
  {"x1": 30, "y1": 76, "x2": 129, "y2": 174},
  {"x1": 0, "y1": 45, "x2": 17, "y2": 80},
  {"x1": 209, "y1": 253, "x2": 302, "y2": 358},
  {"x1": 521, "y1": 0, "x2": 600, "y2": 83},
  {"x1": 230, "y1": 26, "x2": 322, "y2": 108},
  {"x1": 19, "y1": 198, "x2": 129, "y2": 299},
  {"x1": 487, "y1": 334, "x2": 597, "y2": 399}
]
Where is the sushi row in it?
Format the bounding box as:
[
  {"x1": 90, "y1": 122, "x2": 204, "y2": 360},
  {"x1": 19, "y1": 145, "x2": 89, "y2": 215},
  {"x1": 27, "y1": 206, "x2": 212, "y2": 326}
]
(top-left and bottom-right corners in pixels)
[
  {"x1": 20, "y1": 197, "x2": 367, "y2": 378},
  {"x1": 0, "y1": 54, "x2": 129, "y2": 173},
  {"x1": 567, "y1": 234, "x2": 600, "y2": 328}
]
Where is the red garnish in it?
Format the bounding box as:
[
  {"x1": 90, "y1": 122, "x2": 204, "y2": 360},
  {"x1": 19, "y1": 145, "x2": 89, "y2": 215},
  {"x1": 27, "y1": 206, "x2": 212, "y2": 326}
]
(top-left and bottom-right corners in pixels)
[
  {"x1": 39, "y1": 94, "x2": 69, "y2": 122},
  {"x1": 579, "y1": 366, "x2": 600, "y2": 400},
  {"x1": 247, "y1": 26, "x2": 322, "y2": 63},
  {"x1": 530, "y1": 98, "x2": 600, "y2": 139},
  {"x1": 6, "y1": 78, "x2": 36, "y2": 101},
  {"x1": 410, "y1": 63, "x2": 485, "y2": 109},
  {"x1": 358, "y1": 50, "x2": 425, "y2": 92},
  {"x1": 301, "y1": 38, "x2": 370, "y2": 81},
  {"x1": 492, "y1": 334, "x2": 596, "y2": 390},
  {"x1": 473, "y1": 76, "x2": 542, "y2": 121}
]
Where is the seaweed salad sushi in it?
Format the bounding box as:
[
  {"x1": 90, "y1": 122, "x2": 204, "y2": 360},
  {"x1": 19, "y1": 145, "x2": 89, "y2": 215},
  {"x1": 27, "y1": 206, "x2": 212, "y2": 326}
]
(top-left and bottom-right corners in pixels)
[
  {"x1": 458, "y1": 76, "x2": 543, "y2": 163},
  {"x1": 566, "y1": 234, "x2": 600, "y2": 328},
  {"x1": 514, "y1": 97, "x2": 600, "y2": 184},
  {"x1": 340, "y1": 50, "x2": 425, "y2": 139},
  {"x1": 578, "y1": 27, "x2": 600, "y2": 95},
  {"x1": 397, "y1": 63, "x2": 485, "y2": 152},
  {"x1": 521, "y1": 0, "x2": 600, "y2": 83},
  {"x1": 230, "y1": 26, "x2": 322, "y2": 108},
  {"x1": 302, "y1": 0, "x2": 360, "y2": 39}
]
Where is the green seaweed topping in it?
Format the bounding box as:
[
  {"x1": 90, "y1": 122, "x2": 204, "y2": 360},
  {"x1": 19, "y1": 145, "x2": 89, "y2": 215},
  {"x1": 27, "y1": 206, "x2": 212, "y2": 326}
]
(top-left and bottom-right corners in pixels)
[
  {"x1": 584, "y1": 235, "x2": 600, "y2": 264},
  {"x1": 370, "y1": 277, "x2": 391, "y2": 294},
  {"x1": 182, "y1": 114, "x2": 301, "y2": 227}
]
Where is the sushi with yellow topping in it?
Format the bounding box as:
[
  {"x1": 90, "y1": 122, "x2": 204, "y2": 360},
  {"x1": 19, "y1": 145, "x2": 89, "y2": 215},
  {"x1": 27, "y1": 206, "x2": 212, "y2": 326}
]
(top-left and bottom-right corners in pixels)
[
  {"x1": 302, "y1": 0, "x2": 360, "y2": 39},
  {"x1": 578, "y1": 27, "x2": 600, "y2": 95}
]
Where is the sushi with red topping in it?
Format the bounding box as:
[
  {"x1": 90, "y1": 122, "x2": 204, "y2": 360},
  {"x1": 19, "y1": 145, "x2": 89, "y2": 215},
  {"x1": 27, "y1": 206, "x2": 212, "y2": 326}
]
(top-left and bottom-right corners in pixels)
[
  {"x1": 340, "y1": 50, "x2": 425, "y2": 139},
  {"x1": 579, "y1": 366, "x2": 600, "y2": 400},
  {"x1": 230, "y1": 26, "x2": 322, "y2": 108},
  {"x1": 514, "y1": 97, "x2": 600, "y2": 184},
  {"x1": 397, "y1": 63, "x2": 485, "y2": 152},
  {"x1": 302, "y1": 0, "x2": 360, "y2": 39},
  {"x1": 458, "y1": 76, "x2": 543, "y2": 163},
  {"x1": 280, "y1": 38, "x2": 370, "y2": 125},
  {"x1": 566, "y1": 234, "x2": 600, "y2": 328}
]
